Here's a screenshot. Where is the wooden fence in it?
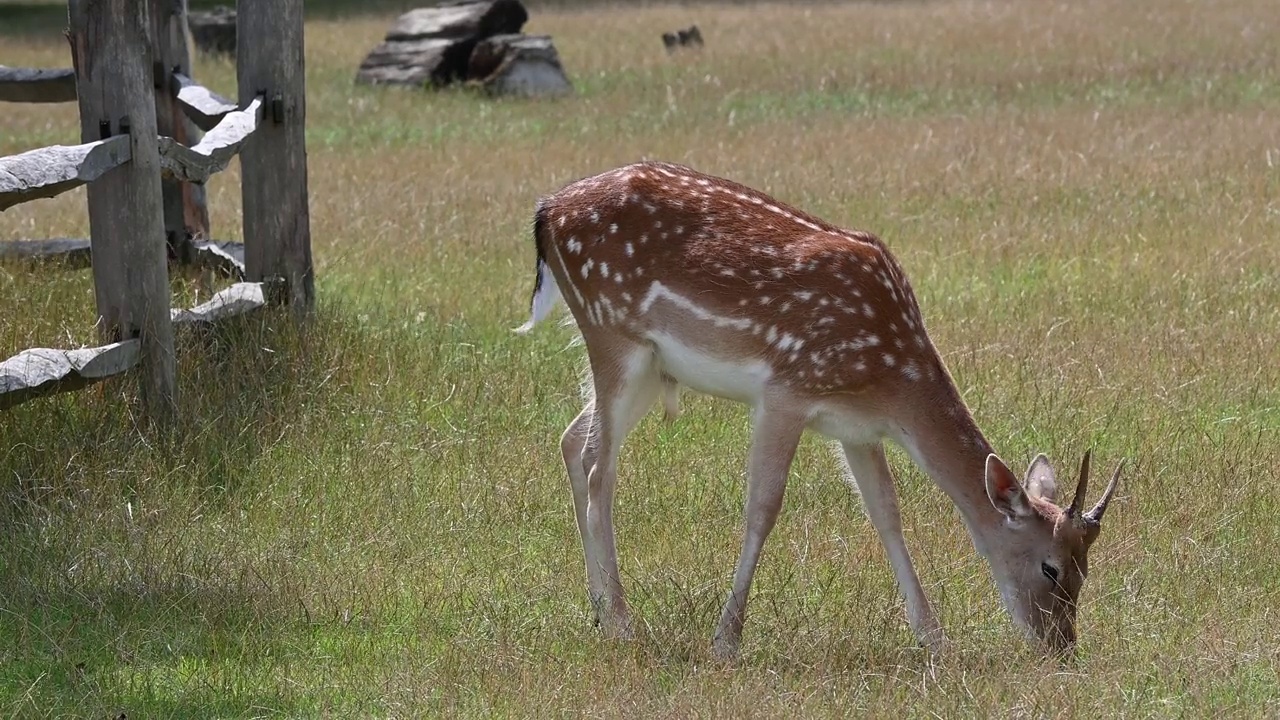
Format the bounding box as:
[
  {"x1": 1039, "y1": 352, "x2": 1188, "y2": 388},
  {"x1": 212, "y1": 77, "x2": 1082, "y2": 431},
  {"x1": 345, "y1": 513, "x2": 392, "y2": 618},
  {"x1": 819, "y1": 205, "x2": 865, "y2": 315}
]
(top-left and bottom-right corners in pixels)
[{"x1": 0, "y1": 0, "x2": 313, "y2": 425}]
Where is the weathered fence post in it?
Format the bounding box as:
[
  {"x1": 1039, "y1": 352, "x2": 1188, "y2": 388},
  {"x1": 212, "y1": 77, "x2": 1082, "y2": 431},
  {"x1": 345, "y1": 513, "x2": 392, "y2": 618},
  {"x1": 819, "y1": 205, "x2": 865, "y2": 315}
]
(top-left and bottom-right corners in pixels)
[
  {"x1": 237, "y1": 0, "x2": 314, "y2": 312},
  {"x1": 151, "y1": 0, "x2": 211, "y2": 261},
  {"x1": 69, "y1": 0, "x2": 177, "y2": 424}
]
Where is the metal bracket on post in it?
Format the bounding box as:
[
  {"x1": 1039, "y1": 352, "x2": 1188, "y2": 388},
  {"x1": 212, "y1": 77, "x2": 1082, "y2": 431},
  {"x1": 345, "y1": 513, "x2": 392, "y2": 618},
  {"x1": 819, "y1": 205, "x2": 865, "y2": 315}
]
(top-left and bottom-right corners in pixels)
[
  {"x1": 99, "y1": 119, "x2": 112, "y2": 139},
  {"x1": 271, "y1": 93, "x2": 284, "y2": 124},
  {"x1": 118, "y1": 115, "x2": 132, "y2": 136},
  {"x1": 152, "y1": 60, "x2": 165, "y2": 89}
]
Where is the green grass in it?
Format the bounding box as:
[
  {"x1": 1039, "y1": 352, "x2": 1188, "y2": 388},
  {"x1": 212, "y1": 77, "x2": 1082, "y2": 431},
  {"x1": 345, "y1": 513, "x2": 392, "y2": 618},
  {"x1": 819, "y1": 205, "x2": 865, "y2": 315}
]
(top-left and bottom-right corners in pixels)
[{"x1": 3, "y1": 0, "x2": 1280, "y2": 716}]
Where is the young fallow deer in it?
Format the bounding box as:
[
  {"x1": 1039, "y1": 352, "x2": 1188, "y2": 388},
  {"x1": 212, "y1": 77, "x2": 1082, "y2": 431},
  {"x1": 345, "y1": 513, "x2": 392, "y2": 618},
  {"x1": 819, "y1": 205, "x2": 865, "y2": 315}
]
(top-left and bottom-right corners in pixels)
[{"x1": 516, "y1": 160, "x2": 1123, "y2": 659}]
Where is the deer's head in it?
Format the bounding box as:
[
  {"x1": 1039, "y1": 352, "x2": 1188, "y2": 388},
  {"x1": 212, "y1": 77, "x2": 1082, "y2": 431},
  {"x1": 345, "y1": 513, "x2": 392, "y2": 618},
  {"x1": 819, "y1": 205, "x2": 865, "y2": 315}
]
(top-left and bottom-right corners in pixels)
[{"x1": 983, "y1": 450, "x2": 1123, "y2": 654}]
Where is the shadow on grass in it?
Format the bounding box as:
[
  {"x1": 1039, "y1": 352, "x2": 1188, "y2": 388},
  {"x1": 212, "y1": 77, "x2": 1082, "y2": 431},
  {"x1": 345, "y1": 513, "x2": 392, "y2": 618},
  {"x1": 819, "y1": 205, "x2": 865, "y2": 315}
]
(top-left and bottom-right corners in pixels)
[
  {"x1": 0, "y1": 584, "x2": 307, "y2": 717},
  {"x1": 0, "y1": 303, "x2": 366, "y2": 716}
]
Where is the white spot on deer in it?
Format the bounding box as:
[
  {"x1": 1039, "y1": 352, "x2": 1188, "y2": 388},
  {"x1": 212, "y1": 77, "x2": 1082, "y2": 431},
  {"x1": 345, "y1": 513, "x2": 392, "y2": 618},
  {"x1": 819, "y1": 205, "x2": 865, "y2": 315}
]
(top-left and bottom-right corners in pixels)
[
  {"x1": 581, "y1": 259, "x2": 594, "y2": 278},
  {"x1": 780, "y1": 301, "x2": 793, "y2": 313},
  {"x1": 621, "y1": 291, "x2": 632, "y2": 303},
  {"x1": 854, "y1": 360, "x2": 867, "y2": 372},
  {"x1": 776, "y1": 333, "x2": 796, "y2": 351},
  {"x1": 882, "y1": 353, "x2": 896, "y2": 367},
  {"x1": 600, "y1": 262, "x2": 610, "y2": 278},
  {"x1": 609, "y1": 223, "x2": 618, "y2": 235},
  {"x1": 867, "y1": 334, "x2": 881, "y2": 347},
  {"x1": 567, "y1": 237, "x2": 582, "y2": 254},
  {"x1": 766, "y1": 326, "x2": 778, "y2": 343},
  {"x1": 771, "y1": 268, "x2": 784, "y2": 279},
  {"x1": 862, "y1": 303, "x2": 875, "y2": 318},
  {"x1": 720, "y1": 269, "x2": 736, "y2": 277},
  {"x1": 558, "y1": 215, "x2": 566, "y2": 228},
  {"x1": 797, "y1": 219, "x2": 820, "y2": 231},
  {"x1": 697, "y1": 178, "x2": 710, "y2": 187},
  {"x1": 661, "y1": 232, "x2": 669, "y2": 240},
  {"x1": 903, "y1": 362, "x2": 922, "y2": 381},
  {"x1": 625, "y1": 243, "x2": 635, "y2": 257},
  {"x1": 644, "y1": 203, "x2": 658, "y2": 214},
  {"x1": 818, "y1": 297, "x2": 830, "y2": 306},
  {"x1": 816, "y1": 316, "x2": 835, "y2": 326},
  {"x1": 675, "y1": 226, "x2": 685, "y2": 235},
  {"x1": 589, "y1": 209, "x2": 600, "y2": 224},
  {"x1": 654, "y1": 220, "x2": 663, "y2": 229},
  {"x1": 794, "y1": 290, "x2": 814, "y2": 302},
  {"x1": 759, "y1": 295, "x2": 772, "y2": 305},
  {"x1": 614, "y1": 274, "x2": 624, "y2": 284},
  {"x1": 636, "y1": 267, "x2": 645, "y2": 276},
  {"x1": 789, "y1": 351, "x2": 800, "y2": 363}
]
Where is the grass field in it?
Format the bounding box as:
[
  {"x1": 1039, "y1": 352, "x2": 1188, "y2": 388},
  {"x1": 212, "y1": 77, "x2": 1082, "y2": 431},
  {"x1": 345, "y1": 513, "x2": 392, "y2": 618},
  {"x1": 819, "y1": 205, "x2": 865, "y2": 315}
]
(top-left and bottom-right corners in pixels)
[{"x1": 3, "y1": 0, "x2": 1279, "y2": 716}]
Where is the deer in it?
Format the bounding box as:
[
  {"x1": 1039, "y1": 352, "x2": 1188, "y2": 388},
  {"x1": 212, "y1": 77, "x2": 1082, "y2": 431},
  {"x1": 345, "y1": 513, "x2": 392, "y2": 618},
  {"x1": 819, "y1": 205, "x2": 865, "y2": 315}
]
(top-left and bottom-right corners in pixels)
[{"x1": 515, "y1": 160, "x2": 1123, "y2": 660}]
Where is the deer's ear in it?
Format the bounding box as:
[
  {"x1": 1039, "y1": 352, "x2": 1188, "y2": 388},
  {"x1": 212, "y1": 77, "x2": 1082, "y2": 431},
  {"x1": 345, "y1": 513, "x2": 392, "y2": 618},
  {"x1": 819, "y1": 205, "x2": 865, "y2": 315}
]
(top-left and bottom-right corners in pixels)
[
  {"x1": 1024, "y1": 453, "x2": 1057, "y2": 502},
  {"x1": 986, "y1": 454, "x2": 1033, "y2": 519}
]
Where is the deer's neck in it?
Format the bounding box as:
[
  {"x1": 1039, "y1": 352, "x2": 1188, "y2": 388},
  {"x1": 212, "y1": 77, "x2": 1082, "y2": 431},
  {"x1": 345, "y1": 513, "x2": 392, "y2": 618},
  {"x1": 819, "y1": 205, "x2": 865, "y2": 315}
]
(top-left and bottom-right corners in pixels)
[{"x1": 891, "y1": 381, "x2": 1005, "y2": 558}]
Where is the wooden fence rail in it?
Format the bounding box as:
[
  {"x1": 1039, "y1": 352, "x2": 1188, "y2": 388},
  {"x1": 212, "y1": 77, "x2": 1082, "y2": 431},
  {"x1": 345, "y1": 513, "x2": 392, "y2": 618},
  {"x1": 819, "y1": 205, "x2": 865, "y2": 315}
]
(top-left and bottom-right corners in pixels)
[
  {"x1": 0, "y1": 65, "x2": 76, "y2": 103},
  {"x1": 0, "y1": 0, "x2": 312, "y2": 423}
]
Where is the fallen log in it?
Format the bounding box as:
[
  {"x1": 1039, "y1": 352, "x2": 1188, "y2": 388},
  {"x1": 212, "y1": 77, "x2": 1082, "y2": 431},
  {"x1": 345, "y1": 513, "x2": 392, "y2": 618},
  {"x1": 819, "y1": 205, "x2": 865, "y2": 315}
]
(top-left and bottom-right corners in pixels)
[
  {"x1": 356, "y1": 0, "x2": 529, "y2": 87},
  {"x1": 468, "y1": 34, "x2": 572, "y2": 97}
]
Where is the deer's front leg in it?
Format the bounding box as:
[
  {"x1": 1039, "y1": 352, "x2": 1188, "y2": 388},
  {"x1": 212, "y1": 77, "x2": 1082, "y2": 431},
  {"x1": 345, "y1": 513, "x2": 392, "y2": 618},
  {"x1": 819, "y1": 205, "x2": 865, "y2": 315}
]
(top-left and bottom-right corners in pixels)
[
  {"x1": 712, "y1": 402, "x2": 805, "y2": 661},
  {"x1": 841, "y1": 442, "x2": 946, "y2": 654}
]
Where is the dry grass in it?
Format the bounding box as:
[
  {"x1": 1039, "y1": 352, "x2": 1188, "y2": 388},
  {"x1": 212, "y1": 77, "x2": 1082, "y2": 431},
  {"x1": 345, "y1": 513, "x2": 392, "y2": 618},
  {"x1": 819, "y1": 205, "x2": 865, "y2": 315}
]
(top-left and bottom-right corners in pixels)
[{"x1": 2, "y1": 0, "x2": 1279, "y2": 717}]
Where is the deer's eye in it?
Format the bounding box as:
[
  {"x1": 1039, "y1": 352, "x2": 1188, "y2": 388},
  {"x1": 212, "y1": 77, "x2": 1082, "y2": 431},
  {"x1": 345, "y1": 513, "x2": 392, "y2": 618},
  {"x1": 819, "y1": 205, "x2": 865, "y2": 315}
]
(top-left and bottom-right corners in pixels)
[{"x1": 1041, "y1": 562, "x2": 1060, "y2": 582}]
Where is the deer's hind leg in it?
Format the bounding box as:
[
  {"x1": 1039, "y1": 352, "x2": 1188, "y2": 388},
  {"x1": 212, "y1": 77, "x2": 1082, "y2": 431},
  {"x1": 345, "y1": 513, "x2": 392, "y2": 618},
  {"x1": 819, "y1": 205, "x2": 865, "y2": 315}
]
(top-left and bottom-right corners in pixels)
[{"x1": 569, "y1": 335, "x2": 664, "y2": 638}]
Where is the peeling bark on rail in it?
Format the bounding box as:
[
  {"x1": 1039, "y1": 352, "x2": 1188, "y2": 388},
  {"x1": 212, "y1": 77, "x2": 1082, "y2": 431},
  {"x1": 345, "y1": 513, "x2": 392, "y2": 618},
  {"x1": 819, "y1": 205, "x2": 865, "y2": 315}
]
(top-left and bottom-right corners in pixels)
[
  {"x1": 0, "y1": 136, "x2": 131, "y2": 211},
  {"x1": 172, "y1": 72, "x2": 238, "y2": 132},
  {"x1": 0, "y1": 66, "x2": 76, "y2": 103},
  {"x1": 0, "y1": 341, "x2": 141, "y2": 410},
  {"x1": 170, "y1": 281, "x2": 266, "y2": 324},
  {"x1": 2, "y1": 281, "x2": 270, "y2": 411},
  {"x1": 158, "y1": 96, "x2": 263, "y2": 184}
]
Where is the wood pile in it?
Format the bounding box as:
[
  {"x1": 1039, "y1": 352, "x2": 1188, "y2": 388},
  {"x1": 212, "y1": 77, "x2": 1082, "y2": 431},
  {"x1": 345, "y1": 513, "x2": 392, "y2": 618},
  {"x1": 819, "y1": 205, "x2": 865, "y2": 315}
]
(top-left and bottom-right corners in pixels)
[{"x1": 356, "y1": 0, "x2": 571, "y2": 97}]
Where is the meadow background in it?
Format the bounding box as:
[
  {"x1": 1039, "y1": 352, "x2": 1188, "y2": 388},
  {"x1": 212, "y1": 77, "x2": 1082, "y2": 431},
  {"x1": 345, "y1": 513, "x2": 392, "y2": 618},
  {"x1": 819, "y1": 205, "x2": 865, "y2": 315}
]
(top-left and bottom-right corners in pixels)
[{"x1": 2, "y1": 0, "x2": 1279, "y2": 716}]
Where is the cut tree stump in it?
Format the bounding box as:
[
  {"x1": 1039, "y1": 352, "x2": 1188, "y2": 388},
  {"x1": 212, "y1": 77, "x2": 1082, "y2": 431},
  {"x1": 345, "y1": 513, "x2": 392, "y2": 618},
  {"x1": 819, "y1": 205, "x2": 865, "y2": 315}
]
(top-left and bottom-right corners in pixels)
[
  {"x1": 468, "y1": 34, "x2": 572, "y2": 97},
  {"x1": 355, "y1": 0, "x2": 529, "y2": 88},
  {"x1": 189, "y1": 6, "x2": 237, "y2": 57}
]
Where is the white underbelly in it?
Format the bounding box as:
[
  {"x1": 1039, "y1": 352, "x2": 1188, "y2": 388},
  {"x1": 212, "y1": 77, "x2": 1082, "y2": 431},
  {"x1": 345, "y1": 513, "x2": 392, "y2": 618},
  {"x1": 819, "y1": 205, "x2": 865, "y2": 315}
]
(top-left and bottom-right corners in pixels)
[
  {"x1": 806, "y1": 403, "x2": 886, "y2": 446},
  {"x1": 646, "y1": 330, "x2": 772, "y2": 404}
]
